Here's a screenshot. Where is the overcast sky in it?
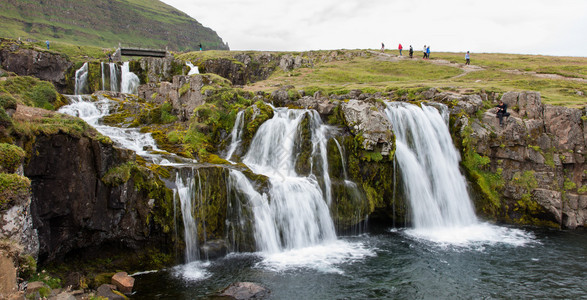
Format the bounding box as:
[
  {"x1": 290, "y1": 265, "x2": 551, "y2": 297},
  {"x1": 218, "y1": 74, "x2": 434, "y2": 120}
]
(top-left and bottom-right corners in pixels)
[{"x1": 161, "y1": 0, "x2": 586, "y2": 57}]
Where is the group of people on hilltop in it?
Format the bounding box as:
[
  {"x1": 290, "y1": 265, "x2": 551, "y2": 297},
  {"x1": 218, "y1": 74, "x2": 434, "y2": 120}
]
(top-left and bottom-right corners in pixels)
[
  {"x1": 381, "y1": 42, "x2": 472, "y2": 65},
  {"x1": 422, "y1": 45, "x2": 431, "y2": 59}
]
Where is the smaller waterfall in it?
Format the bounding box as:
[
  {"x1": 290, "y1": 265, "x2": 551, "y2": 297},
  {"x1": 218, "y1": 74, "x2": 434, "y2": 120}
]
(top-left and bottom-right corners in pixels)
[
  {"x1": 121, "y1": 62, "x2": 140, "y2": 94},
  {"x1": 186, "y1": 62, "x2": 200, "y2": 75},
  {"x1": 333, "y1": 138, "x2": 350, "y2": 182},
  {"x1": 224, "y1": 110, "x2": 245, "y2": 161},
  {"x1": 74, "y1": 62, "x2": 89, "y2": 95},
  {"x1": 175, "y1": 170, "x2": 200, "y2": 262},
  {"x1": 59, "y1": 95, "x2": 164, "y2": 159},
  {"x1": 309, "y1": 111, "x2": 332, "y2": 205},
  {"x1": 110, "y1": 63, "x2": 119, "y2": 92},
  {"x1": 101, "y1": 62, "x2": 105, "y2": 91}
]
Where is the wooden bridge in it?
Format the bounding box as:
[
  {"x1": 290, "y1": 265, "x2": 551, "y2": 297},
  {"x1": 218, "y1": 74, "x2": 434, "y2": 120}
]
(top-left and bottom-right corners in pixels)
[{"x1": 112, "y1": 45, "x2": 169, "y2": 61}]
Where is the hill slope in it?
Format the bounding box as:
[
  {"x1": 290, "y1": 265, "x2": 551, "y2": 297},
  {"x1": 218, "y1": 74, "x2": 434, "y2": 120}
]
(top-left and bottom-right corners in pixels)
[{"x1": 0, "y1": 0, "x2": 228, "y2": 51}]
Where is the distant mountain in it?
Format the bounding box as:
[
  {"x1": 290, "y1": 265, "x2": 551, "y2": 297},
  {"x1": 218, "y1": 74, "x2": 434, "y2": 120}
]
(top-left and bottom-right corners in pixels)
[{"x1": 0, "y1": 0, "x2": 229, "y2": 51}]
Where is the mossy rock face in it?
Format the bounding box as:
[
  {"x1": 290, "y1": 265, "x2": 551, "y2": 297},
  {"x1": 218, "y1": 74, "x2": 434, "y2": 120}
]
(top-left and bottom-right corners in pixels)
[
  {"x1": 0, "y1": 143, "x2": 26, "y2": 173},
  {"x1": 293, "y1": 113, "x2": 312, "y2": 176},
  {"x1": 238, "y1": 101, "x2": 274, "y2": 156},
  {"x1": 326, "y1": 135, "x2": 404, "y2": 228},
  {"x1": 0, "y1": 75, "x2": 66, "y2": 110},
  {"x1": 0, "y1": 173, "x2": 31, "y2": 210},
  {"x1": 172, "y1": 166, "x2": 257, "y2": 254}
]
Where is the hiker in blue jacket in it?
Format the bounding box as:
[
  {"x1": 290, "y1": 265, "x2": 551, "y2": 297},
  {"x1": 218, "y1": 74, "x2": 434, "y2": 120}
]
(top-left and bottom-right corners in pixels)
[{"x1": 426, "y1": 46, "x2": 431, "y2": 59}]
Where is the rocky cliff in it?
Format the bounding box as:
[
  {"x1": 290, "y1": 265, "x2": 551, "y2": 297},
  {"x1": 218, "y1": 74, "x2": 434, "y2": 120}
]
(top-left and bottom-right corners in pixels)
[
  {"x1": 0, "y1": 39, "x2": 73, "y2": 92},
  {"x1": 453, "y1": 91, "x2": 587, "y2": 228}
]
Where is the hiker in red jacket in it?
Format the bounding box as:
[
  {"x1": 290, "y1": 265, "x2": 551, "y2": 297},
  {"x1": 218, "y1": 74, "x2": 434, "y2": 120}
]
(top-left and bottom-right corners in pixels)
[{"x1": 398, "y1": 44, "x2": 403, "y2": 56}]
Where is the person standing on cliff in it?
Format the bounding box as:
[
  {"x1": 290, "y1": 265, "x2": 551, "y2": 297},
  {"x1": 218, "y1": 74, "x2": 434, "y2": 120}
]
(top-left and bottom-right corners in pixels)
[
  {"x1": 409, "y1": 45, "x2": 413, "y2": 58},
  {"x1": 423, "y1": 45, "x2": 427, "y2": 59},
  {"x1": 465, "y1": 51, "x2": 470, "y2": 65},
  {"x1": 381, "y1": 42, "x2": 385, "y2": 53},
  {"x1": 46, "y1": 40, "x2": 50, "y2": 50},
  {"x1": 426, "y1": 45, "x2": 431, "y2": 59},
  {"x1": 398, "y1": 43, "x2": 403, "y2": 56}
]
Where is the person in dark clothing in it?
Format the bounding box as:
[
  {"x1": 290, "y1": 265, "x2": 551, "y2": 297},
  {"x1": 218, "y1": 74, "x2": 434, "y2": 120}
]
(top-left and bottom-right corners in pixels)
[
  {"x1": 409, "y1": 45, "x2": 413, "y2": 58},
  {"x1": 496, "y1": 100, "x2": 510, "y2": 126},
  {"x1": 199, "y1": 43, "x2": 203, "y2": 51}
]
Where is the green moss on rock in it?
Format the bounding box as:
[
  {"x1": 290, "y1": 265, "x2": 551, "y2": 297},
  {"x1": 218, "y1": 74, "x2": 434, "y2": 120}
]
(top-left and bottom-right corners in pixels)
[
  {"x1": 0, "y1": 173, "x2": 31, "y2": 210},
  {"x1": 0, "y1": 143, "x2": 26, "y2": 173}
]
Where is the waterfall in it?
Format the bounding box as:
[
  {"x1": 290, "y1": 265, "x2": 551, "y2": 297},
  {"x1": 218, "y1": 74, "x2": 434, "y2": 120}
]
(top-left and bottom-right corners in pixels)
[
  {"x1": 101, "y1": 62, "x2": 105, "y2": 91},
  {"x1": 224, "y1": 110, "x2": 245, "y2": 161},
  {"x1": 60, "y1": 95, "x2": 204, "y2": 268},
  {"x1": 110, "y1": 63, "x2": 119, "y2": 92},
  {"x1": 384, "y1": 102, "x2": 477, "y2": 229},
  {"x1": 186, "y1": 61, "x2": 200, "y2": 75},
  {"x1": 121, "y1": 62, "x2": 140, "y2": 94},
  {"x1": 241, "y1": 108, "x2": 336, "y2": 252},
  {"x1": 74, "y1": 62, "x2": 89, "y2": 95},
  {"x1": 59, "y1": 95, "x2": 166, "y2": 160},
  {"x1": 175, "y1": 169, "x2": 200, "y2": 262}
]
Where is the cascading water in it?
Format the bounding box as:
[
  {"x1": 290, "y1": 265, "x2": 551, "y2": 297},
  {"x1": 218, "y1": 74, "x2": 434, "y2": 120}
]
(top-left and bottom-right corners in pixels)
[
  {"x1": 384, "y1": 102, "x2": 531, "y2": 245},
  {"x1": 59, "y1": 95, "x2": 208, "y2": 277},
  {"x1": 101, "y1": 62, "x2": 105, "y2": 91},
  {"x1": 224, "y1": 110, "x2": 244, "y2": 161},
  {"x1": 110, "y1": 63, "x2": 119, "y2": 92},
  {"x1": 385, "y1": 102, "x2": 477, "y2": 228},
  {"x1": 74, "y1": 62, "x2": 89, "y2": 95},
  {"x1": 174, "y1": 169, "x2": 200, "y2": 263},
  {"x1": 223, "y1": 107, "x2": 373, "y2": 272},
  {"x1": 186, "y1": 61, "x2": 200, "y2": 75},
  {"x1": 121, "y1": 62, "x2": 140, "y2": 94},
  {"x1": 242, "y1": 108, "x2": 337, "y2": 251}
]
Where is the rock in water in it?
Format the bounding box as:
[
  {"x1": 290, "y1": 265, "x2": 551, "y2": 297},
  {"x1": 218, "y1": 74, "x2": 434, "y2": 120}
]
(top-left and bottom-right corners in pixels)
[
  {"x1": 220, "y1": 282, "x2": 270, "y2": 299},
  {"x1": 111, "y1": 272, "x2": 134, "y2": 294}
]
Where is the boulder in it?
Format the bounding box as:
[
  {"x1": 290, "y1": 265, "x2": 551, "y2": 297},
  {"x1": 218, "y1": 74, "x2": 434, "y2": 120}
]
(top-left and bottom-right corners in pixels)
[
  {"x1": 200, "y1": 239, "x2": 228, "y2": 259},
  {"x1": 111, "y1": 272, "x2": 134, "y2": 294},
  {"x1": 0, "y1": 45, "x2": 73, "y2": 92},
  {"x1": 341, "y1": 100, "x2": 394, "y2": 156},
  {"x1": 0, "y1": 253, "x2": 17, "y2": 297},
  {"x1": 220, "y1": 282, "x2": 270, "y2": 300},
  {"x1": 97, "y1": 284, "x2": 125, "y2": 300},
  {"x1": 138, "y1": 75, "x2": 205, "y2": 121}
]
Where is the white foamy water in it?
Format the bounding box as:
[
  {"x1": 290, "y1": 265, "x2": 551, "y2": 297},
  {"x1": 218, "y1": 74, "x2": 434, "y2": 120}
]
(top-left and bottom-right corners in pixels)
[
  {"x1": 109, "y1": 62, "x2": 119, "y2": 92},
  {"x1": 257, "y1": 240, "x2": 375, "y2": 274},
  {"x1": 404, "y1": 223, "x2": 536, "y2": 249},
  {"x1": 121, "y1": 62, "x2": 140, "y2": 94},
  {"x1": 173, "y1": 261, "x2": 211, "y2": 281},
  {"x1": 384, "y1": 102, "x2": 534, "y2": 246},
  {"x1": 242, "y1": 108, "x2": 336, "y2": 251},
  {"x1": 74, "y1": 62, "x2": 89, "y2": 95},
  {"x1": 224, "y1": 110, "x2": 245, "y2": 162},
  {"x1": 59, "y1": 95, "x2": 167, "y2": 161},
  {"x1": 224, "y1": 107, "x2": 373, "y2": 271},
  {"x1": 186, "y1": 61, "x2": 200, "y2": 75}
]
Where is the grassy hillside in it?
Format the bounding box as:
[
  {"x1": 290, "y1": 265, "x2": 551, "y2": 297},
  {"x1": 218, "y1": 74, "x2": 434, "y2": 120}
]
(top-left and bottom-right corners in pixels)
[
  {"x1": 215, "y1": 49, "x2": 586, "y2": 108},
  {"x1": 0, "y1": 0, "x2": 228, "y2": 51}
]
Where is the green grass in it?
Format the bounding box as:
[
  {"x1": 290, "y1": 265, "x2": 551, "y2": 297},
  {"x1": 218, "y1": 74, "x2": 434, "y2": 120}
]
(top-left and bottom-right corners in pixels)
[
  {"x1": 244, "y1": 50, "x2": 586, "y2": 108},
  {"x1": 0, "y1": 0, "x2": 227, "y2": 52}
]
